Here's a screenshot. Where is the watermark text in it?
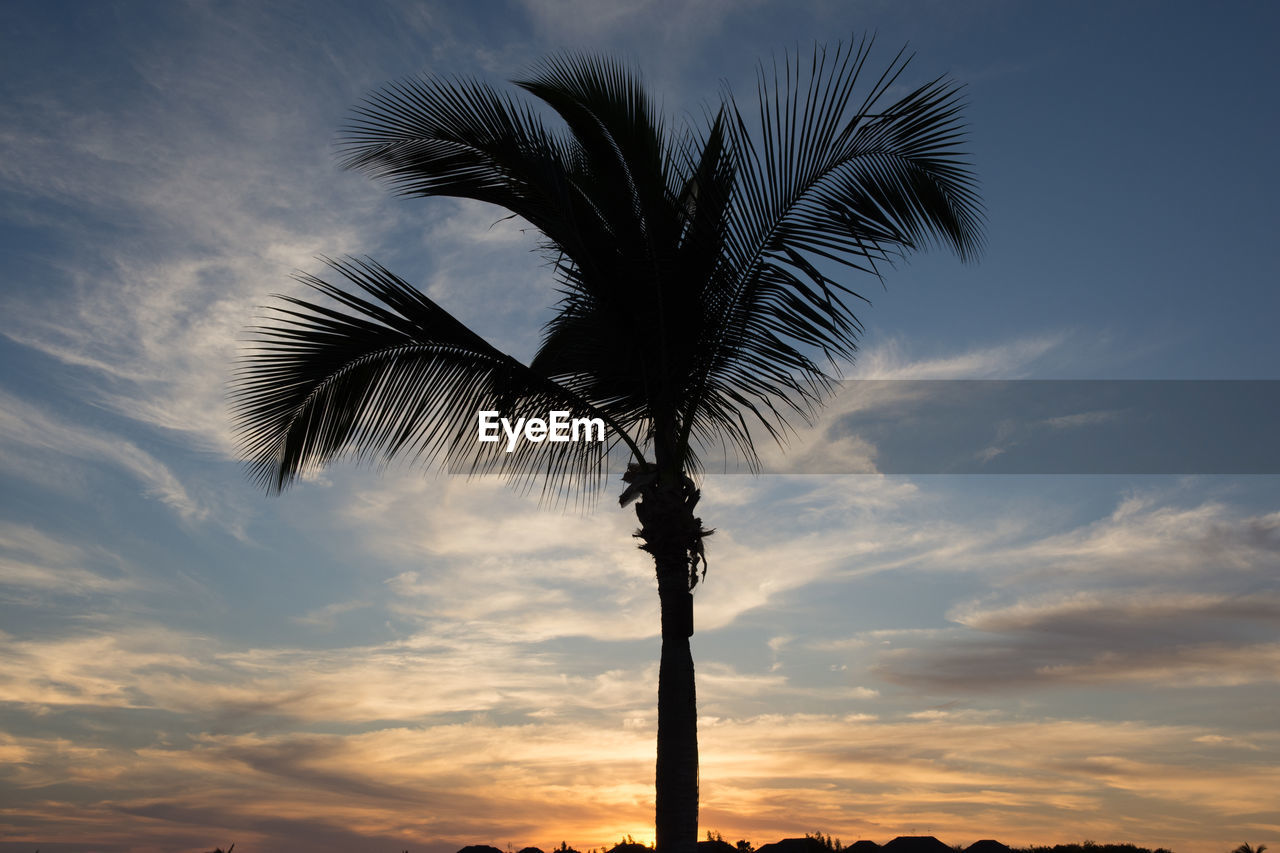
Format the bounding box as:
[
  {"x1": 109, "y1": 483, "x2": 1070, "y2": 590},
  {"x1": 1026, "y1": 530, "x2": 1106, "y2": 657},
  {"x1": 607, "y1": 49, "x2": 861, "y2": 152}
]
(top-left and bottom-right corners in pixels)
[{"x1": 478, "y1": 411, "x2": 606, "y2": 452}]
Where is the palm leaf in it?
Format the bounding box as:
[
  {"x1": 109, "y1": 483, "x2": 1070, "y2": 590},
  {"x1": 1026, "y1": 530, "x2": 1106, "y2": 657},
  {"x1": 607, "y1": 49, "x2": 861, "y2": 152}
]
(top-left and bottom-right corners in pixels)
[
  {"x1": 231, "y1": 257, "x2": 639, "y2": 503},
  {"x1": 677, "y1": 37, "x2": 985, "y2": 465}
]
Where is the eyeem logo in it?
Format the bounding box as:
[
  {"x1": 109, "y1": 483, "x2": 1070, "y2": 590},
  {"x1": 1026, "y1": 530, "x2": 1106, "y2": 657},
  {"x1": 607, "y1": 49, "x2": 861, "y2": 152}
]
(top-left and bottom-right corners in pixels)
[{"x1": 478, "y1": 411, "x2": 606, "y2": 453}]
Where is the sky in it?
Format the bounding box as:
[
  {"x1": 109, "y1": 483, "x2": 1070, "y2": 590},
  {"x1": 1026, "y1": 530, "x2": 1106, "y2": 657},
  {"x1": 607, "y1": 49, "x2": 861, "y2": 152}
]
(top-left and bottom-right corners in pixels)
[{"x1": 1, "y1": 1, "x2": 1278, "y2": 852}]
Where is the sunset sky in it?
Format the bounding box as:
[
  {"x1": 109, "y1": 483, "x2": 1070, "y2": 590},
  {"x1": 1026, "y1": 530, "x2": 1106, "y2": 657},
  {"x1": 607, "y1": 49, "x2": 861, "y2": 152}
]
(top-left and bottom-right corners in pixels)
[{"x1": 2, "y1": 2, "x2": 1278, "y2": 852}]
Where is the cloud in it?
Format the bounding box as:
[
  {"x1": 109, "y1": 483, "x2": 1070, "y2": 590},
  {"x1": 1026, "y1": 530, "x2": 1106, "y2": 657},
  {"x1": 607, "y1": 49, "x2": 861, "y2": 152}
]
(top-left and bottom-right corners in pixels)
[
  {"x1": 336, "y1": 473, "x2": 933, "y2": 642},
  {"x1": 3, "y1": 472, "x2": 1277, "y2": 852},
  {"x1": 0, "y1": 5, "x2": 401, "y2": 456},
  {"x1": 5, "y1": 696, "x2": 1276, "y2": 853},
  {"x1": 291, "y1": 599, "x2": 373, "y2": 629},
  {"x1": 702, "y1": 482, "x2": 1280, "y2": 696},
  {"x1": 0, "y1": 614, "x2": 683, "y2": 726},
  {"x1": 992, "y1": 495, "x2": 1280, "y2": 579},
  {"x1": 0, "y1": 522, "x2": 136, "y2": 596},
  {"x1": 1043, "y1": 409, "x2": 1123, "y2": 430},
  {"x1": 848, "y1": 333, "x2": 1069, "y2": 380},
  {"x1": 756, "y1": 334, "x2": 1073, "y2": 473},
  {"x1": 0, "y1": 389, "x2": 205, "y2": 521},
  {"x1": 951, "y1": 589, "x2": 1280, "y2": 635},
  {"x1": 701, "y1": 712, "x2": 1280, "y2": 847},
  {"x1": 515, "y1": 0, "x2": 758, "y2": 53},
  {"x1": 768, "y1": 379, "x2": 1280, "y2": 476},
  {"x1": 874, "y1": 584, "x2": 1280, "y2": 692},
  {"x1": 0, "y1": 714, "x2": 659, "y2": 853},
  {"x1": 1032, "y1": 642, "x2": 1280, "y2": 687}
]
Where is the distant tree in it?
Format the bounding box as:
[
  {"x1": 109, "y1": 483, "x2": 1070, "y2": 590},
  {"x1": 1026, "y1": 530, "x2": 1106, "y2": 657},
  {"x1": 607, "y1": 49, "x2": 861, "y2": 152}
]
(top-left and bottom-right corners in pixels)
[
  {"x1": 805, "y1": 832, "x2": 843, "y2": 851},
  {"x1": 1017, "y1": 845, "x2": 1174, "y2": 853},
  {"x1": 1232, "y1": 845, "x2": 1266, "y2": 853},
  {"x1": 233, "y1": 37, "x2": 981, "y2": 853}
]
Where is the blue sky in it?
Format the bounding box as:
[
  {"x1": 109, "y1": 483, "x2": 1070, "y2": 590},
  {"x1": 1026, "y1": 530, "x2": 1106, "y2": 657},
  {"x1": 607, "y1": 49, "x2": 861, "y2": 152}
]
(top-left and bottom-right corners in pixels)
[{"x1": 1, "y1": 2, "x2": 1278, "y2": 851}]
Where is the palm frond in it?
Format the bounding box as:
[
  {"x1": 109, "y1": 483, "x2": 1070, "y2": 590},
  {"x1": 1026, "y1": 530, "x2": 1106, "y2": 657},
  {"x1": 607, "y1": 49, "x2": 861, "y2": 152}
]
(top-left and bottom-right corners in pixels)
[
  {"x1": 231, "y1": 257, "x2": 639, "y2": 503},
  {"x1": 338, "y1": 74, "x2": 554, "y2": 210},
  {"x1": 515, "y1": 53, "x2": 679, "y2": 250},
  {"x1": 677, "y1": 37, "x2": 985, "y2": 466}
]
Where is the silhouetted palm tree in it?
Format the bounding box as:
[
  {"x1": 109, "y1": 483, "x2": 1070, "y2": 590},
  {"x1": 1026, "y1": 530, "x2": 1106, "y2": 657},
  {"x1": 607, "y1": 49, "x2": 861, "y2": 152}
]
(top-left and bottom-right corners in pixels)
[
  {"x1": 232, "y1": 37, "x2": 982, "y2": 853},
  {"x1": 1233, "y1": 845, "x2": 1267, "y2": 853}
]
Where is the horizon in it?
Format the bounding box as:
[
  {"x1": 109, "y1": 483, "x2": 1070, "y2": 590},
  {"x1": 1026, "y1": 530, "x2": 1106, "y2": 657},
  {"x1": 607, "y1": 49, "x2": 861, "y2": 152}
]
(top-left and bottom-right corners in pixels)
[{"x1": 1, "y1": 2, "x2": 1278, "y2": 852}]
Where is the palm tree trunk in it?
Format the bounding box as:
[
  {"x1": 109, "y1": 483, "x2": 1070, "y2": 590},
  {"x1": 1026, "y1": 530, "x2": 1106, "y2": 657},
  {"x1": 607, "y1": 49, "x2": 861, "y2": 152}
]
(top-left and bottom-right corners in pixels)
[
  {"x1": 635, "y1": 478, "x2": 702, "y2": 853},
  {"x1": 656, "y1": 559, "x2": 697, "y2": 853}
]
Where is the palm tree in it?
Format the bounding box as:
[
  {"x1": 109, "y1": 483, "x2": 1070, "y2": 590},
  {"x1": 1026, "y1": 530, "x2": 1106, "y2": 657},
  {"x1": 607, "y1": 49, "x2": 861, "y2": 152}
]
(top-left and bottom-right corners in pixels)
[{"x1": 232, "y1": 37, "x2": 982, "y2": 853}]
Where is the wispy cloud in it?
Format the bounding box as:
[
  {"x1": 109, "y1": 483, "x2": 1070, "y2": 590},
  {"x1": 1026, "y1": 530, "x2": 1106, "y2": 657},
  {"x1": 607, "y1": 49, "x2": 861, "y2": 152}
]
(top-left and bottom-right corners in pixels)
[
  {"x1": 0, "y1": 6, "x2": 405, "y2": 457},
  {"x1": 0, "y1": 522, "x2": 135, "y2": 596},
  {"x1": 848, "y1": 333, "x2": 1070, "y2": 380},
  {"x1": 0, "y1": 389, "x2": 205, "y2": 521},
  {"x1": 758, "y1": 334, "x2": 1073, "y2": 473},
  {"x1": 515, "y1": 0, "x2": 761, "y2": 58},
  {"x1": 338, "y1": 473, "x2": 935, "y2": 641},
  {"x1": 992, "y1": 494, "x2": 1280, "y2": 579},
  {"x1": 291, "y1": 599, "x2": 373, "y2": 629}
]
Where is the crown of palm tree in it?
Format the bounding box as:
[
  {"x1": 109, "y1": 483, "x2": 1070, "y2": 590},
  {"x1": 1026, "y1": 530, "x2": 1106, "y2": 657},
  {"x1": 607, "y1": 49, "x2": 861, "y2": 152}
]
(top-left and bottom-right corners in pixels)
[{"x1": 231, "y1": 37, "x2": 982, "y2": 503}]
